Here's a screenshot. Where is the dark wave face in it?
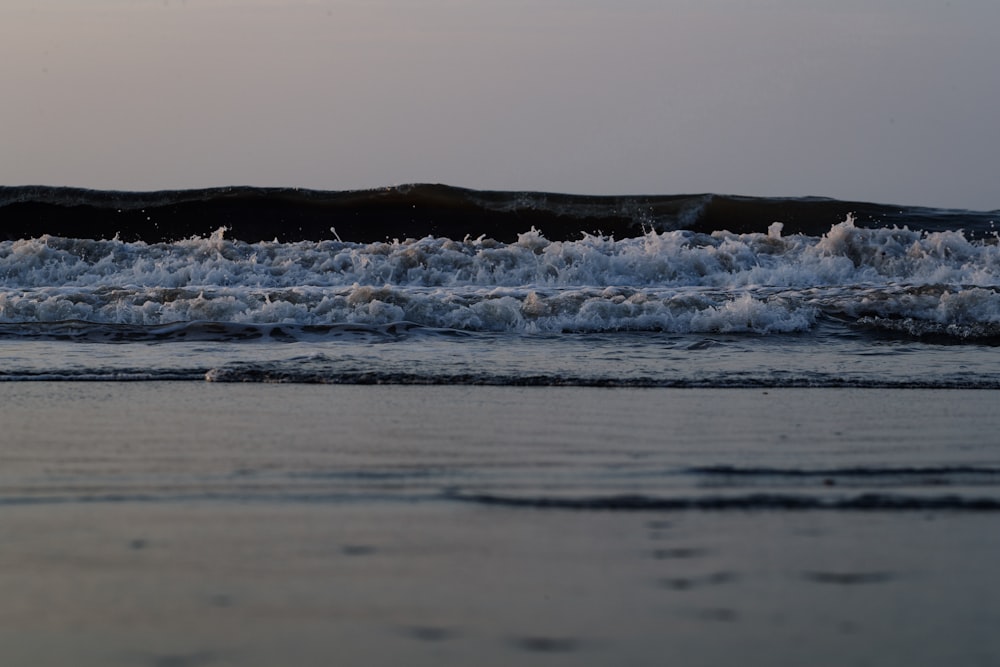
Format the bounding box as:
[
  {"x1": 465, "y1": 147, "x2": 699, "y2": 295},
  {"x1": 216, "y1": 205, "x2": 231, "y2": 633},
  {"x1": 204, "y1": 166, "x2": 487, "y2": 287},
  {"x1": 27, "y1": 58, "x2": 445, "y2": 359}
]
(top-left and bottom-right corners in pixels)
[{"x1": 2, "y1": 184, "x2": 997, "y2": 243}]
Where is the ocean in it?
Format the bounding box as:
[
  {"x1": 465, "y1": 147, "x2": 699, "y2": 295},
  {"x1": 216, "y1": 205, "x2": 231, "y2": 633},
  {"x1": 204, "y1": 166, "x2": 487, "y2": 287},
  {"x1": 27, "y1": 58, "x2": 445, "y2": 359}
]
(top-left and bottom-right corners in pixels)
[
  {"x1": 2, "y1": 185, "x2": 999, "y2": 666},
  {"x1": 4, "y1": 184, "x2": 1000, "y2": 388}
]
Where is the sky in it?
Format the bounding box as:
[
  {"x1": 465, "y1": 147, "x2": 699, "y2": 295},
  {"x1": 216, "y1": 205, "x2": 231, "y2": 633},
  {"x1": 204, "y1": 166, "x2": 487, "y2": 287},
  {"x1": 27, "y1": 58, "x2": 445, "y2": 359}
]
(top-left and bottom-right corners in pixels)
[{"x1": 1, "y1": 0, "x2": 997, "y2": 210}]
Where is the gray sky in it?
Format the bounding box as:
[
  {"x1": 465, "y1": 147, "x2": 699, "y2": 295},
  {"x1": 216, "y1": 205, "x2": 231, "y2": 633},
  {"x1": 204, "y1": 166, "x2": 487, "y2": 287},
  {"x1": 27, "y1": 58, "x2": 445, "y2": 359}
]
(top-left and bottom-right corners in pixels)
[{"x1": 2, "y1": 0, "x2": 997, "y2": 209}]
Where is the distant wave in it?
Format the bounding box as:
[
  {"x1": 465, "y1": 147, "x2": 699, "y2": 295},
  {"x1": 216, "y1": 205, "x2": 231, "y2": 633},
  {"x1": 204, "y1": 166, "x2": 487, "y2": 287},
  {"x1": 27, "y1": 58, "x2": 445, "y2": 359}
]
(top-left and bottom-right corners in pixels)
[
  {"x1": 689, "y1": 465, "x2": 1000, "y2": 481},
  {"x1": 445, "y1": 491, "x2": 1000, "y2": 511},
  {"x1": 442, "y1": 464, "x2": 1000, "y2": 511},
  {"x1": 3, "y1": 491, "x2": 997, "y2": 511},
  {"x1": 447, "y1": 462, "x2": 1000, "y2": 510},
  {"x1": 2, "y1": 184, "x2": 997, "y2": 243},
  {"x1": 202, "y1": 360, "x2": 1000, "y2": 388}
]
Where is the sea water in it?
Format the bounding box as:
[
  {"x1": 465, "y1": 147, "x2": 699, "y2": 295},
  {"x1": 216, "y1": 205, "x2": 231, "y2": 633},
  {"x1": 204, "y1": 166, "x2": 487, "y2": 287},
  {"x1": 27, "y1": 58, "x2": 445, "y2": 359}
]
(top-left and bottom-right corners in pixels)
[
  {"x1": 2, "y1": 198, "x2": 1000, "y2": 388},
  {"x1": 2, "y1": 187, "x2": 1000, "y2": 665},
  {"x1": 2, "y1": 186, "x2": 1000, "y2": 511}
]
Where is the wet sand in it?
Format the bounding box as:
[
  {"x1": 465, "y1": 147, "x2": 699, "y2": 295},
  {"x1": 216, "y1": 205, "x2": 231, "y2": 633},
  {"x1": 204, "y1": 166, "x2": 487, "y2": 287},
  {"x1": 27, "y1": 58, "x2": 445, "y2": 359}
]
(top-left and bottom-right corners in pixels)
[
  {"x1": 0, "y1": 384, "x2": 998, "y2": 666},
  {"x1": 1, "y1": 503, "x2": 998, "y2": 666}
]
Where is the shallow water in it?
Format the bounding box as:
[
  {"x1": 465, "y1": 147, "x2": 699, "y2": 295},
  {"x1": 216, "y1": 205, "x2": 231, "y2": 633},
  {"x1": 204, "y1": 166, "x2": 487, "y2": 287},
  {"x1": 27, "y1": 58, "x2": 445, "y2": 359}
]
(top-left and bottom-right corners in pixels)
[
  {"x1": 1, "y1": 384, "x2": 998, "y2": 666},
  {"x1": 3, "y1": 384, "x2": 998, "y2": 510},
  {"x1": 2, "y1": 329, "x2": 999, "y2": 388}
]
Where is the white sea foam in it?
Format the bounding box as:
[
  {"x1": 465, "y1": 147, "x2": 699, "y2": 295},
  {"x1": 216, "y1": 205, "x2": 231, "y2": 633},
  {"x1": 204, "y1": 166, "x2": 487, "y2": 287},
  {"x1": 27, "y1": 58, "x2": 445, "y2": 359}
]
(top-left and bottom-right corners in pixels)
[{"x1": 2, "y1": 219, "x2": 999, "y2": 333}]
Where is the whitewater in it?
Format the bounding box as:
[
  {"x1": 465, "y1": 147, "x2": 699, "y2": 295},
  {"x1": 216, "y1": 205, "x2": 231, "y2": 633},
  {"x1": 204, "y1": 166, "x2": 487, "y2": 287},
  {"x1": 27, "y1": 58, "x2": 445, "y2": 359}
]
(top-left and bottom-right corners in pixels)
[{"x1": 3, "y1": 217, "x2": 1000, "y2": 339}]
